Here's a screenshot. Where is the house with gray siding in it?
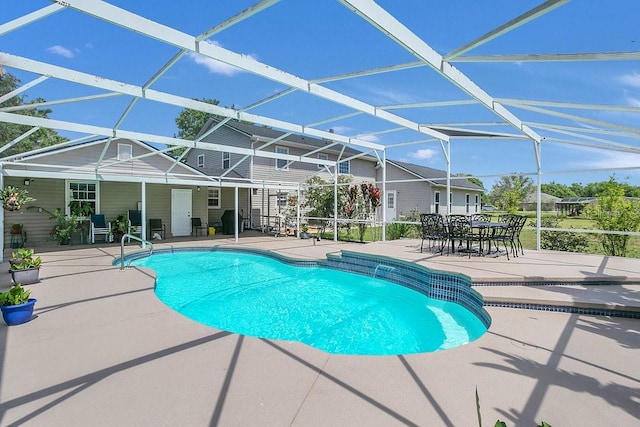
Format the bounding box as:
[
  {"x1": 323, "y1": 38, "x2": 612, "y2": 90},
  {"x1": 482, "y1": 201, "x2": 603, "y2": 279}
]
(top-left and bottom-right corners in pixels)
[
  {"x1": 1, "y1": 138, "x2": 218, "y2": 247},
  {"x1": 186, "y1": 119, "x2": 484, "y2": 226}
]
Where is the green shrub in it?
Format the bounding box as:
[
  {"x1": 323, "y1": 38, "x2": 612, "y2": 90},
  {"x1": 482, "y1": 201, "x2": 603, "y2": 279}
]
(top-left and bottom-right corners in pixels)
[{"x1": 537, "y1": 217, "x2": 588, "y2": 253}]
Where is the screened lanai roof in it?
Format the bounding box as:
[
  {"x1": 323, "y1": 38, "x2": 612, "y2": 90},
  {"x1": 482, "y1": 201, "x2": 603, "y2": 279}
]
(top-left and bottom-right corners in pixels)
[{"x1": 1, "y1": 0, "x2": 640, "y2": 187}]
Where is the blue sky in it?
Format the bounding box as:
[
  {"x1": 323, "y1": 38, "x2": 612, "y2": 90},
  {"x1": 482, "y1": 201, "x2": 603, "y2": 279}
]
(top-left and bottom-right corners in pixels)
[{"x1": 2, "y1": 0, "x2": 640, "y2": 190}]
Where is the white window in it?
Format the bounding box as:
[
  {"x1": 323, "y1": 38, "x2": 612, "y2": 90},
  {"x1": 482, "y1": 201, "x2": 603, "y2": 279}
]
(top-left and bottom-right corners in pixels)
[
  {"x1": 317, "y1": 153, "x2": 328, "y2": 170},
  {"x1": 465, "y1": 194, "x2": 470, "y2": 213},
  {"x1": 208, "y1": 188, "x2": 220, "y2": 209},
  {"x1": 434, "y1": 191, "x2": 440, "y2": 214},
  {"x1": 338, "y1": 160, "x2": 350, "y2": 174},
  {"x1": 67, "y1": 181, "x2": 98, "y2": 216},
  {"x1": 197, "y1": 154, "x2": 205, "y2": 168},
  {"x1": 117, "y1": 143, "x2": 132, "y2": 160},
  {"x1": 222, "y1": 152, "x2": 230, "y2": 169},
  {"x1": 387, "y1": 191, "x2": 395, "y2": 209},
  {"x1": 276, "y1": 146, "x2": 289, "y2": 170}
]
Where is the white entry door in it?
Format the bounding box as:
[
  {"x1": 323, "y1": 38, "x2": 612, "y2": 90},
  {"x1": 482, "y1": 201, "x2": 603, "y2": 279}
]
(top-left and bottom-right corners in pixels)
[
  {"x1": 171, "y1": 189, "x2": 192, "y2": 236},
  {"x1": 385, "y1": 190, "x2": 397, "y2": 221}
]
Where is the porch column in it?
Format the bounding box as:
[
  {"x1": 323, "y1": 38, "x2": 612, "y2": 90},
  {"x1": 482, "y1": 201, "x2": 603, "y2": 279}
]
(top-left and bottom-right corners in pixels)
[
  {"x1": 234, "y1": 185, "x2": 239, "y2": 242},
  {"x1": 334, "y1": 165, "x2": 338, "y2": 242},
  {"x1": 381, "y1": 149, "x2": 386, "y2": 242},
  {"x1": 0, "y1": 172, "x2": 4, "y2": 262},
  {"x1": 296, "y1": 184, "x2": 301, "y2": 238},
  {"x1": 141, "y1": 181, "x2": 146, "y2": 247}
]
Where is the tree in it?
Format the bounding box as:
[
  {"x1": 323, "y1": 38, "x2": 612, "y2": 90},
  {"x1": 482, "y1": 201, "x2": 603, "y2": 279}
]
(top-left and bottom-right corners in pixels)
[
  {"x1": 488, "y1": 174, "x2": 534, "y2": 212},
  {"x1": 585, "y1": 176, "x2": 640, "y2": 257},
  {"x1": 0, "y1": 70, "x2": 67, "y2": 155},
  {"x1": 303, "y1": 175, "x2": 349, "y2": 238},
  {"x1": 457, "y1": 174, "x2": 484, "y2": 190},
  {"x1": 540, "y1": 182, "x2": 577, "y2": 199},
  {"x1": 173, "y1": 98, "x2": 220, "y2": 157}
]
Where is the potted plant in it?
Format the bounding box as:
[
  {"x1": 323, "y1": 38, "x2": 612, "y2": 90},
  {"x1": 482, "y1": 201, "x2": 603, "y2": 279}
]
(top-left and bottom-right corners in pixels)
[
  {"x1": 0, "y1": 284, "x2": 36, "y2": 325},
  {"x1": 300, "y1": 224, "x2": 311, "y2": 239},
  {"x1": 0, "y1": 185, "x2": 35, "y2": 211},
  {"x1": 9, "y1": 248, "x2": 41, "y2": 284},
  {"x1": 50, "y1": 208, "x2": 79, "y2": 245},
  {"x1": 69, "y1": 200, "x2": 93, "y2": 218},
  {"x1": 111, "y1": 214, "x2": 128, "y2": 241}
]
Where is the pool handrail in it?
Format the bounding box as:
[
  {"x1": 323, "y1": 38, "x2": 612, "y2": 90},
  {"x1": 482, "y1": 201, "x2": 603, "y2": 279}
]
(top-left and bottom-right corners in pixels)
[{"x1": 120, "y1": 233, "x2": 153, "y2": 270}]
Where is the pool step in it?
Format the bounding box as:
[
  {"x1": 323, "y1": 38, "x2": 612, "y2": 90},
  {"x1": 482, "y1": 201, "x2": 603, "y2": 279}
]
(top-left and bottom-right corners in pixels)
[{"x1": 476, "y1": 284, "x2": 640, "y2": 318}]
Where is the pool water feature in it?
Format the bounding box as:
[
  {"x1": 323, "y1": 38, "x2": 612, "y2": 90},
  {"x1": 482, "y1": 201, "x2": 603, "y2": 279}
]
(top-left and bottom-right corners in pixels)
[{"x1": 128, "y1": 249, "x2": 489, "y2": 356}]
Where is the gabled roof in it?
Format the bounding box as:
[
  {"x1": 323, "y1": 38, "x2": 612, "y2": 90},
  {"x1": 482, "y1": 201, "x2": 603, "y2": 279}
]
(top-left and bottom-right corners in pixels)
[
  {"x1": 523, "y1": 192, "x2": 561, "y2": 203},
  {"x1": 387, "y1": 160, "x2": 484, "y2": 192},
  {"x1": 204, "y1": 118, "x2": 365, "y2": 157},
  {"x1": 0, "y1": 137, "x2": 216, "y2": 186}
]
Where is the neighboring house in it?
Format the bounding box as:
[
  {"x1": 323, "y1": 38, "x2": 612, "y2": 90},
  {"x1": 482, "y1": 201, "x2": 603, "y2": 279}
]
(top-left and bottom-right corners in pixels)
[
  {"x1": 382, "y1": 160, "x2": 484, "y2": 217},
  {"x1": 1, "y1": 138, "x2": 217, "y2": 246},
  {"x1": 185, "y1": 119, "x2": 484, "y2": 226},
  {"x1": 520, "y1": 191, "x2": 561, "y2": 211}
]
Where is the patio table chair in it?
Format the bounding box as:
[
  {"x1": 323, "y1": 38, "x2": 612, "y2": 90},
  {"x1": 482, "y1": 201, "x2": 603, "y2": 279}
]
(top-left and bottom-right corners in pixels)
[
  {"x1": 191, "y1": 217, "x2": 207, "y2": 236},
  {"x1": 512, "y1": 215, "x2": 528, "y2": 257},
  {"x1": 149, "y1": 218, "x2": 166, "y2": 240},
  {"x1": 90, "y1": 214, "x2": 112, "y2": 243},
  {"x1": 420, "y1": 213, "x2": 448, "y2": 254},
  {"x1": 447, "y1": 214, "x2": 486, "y2": 258},
  {"x1": 485, "y1": 216, "x2": 517, "y2": 260},
  {"x1": 127, "y1": 210, "x2": 143, "y2": 242}
]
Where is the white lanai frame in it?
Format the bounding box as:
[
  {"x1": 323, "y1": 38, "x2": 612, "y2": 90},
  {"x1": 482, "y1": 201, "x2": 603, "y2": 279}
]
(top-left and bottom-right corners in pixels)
[{"x1": 1, "y1": 0, "x2": 640, "y2": 249}]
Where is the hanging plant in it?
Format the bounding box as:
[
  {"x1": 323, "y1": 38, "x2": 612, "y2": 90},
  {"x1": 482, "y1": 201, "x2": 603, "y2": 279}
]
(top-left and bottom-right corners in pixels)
[{"x1": 1, "y1": 186, "x2": 35, "y2": 212}]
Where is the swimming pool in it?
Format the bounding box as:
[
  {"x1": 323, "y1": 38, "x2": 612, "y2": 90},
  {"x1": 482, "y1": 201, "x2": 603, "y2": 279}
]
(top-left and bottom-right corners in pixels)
[{"x1": 127, "y1": 248, "x2": 489, "y2": 355}]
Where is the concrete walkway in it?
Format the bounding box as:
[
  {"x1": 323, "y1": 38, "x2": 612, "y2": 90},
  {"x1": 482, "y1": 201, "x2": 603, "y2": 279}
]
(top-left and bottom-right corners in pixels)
[{"x1": 0, "y1": 235, "x2": 639, "y2": 426}]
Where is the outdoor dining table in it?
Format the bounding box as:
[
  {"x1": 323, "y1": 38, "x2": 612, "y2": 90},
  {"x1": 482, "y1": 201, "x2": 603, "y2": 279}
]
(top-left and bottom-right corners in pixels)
[
  {"x1": 446, "y1": 220, "x2": 508, "y2": 255},
  {"x1": 471, "y1": 221, "x2": 509, "y2": 255}
]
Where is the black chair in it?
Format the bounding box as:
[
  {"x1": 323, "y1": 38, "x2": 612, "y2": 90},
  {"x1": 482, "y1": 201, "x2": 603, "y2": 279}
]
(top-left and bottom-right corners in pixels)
[
  {"x1": 149, "y1": 218, "x2": 166, "y2": 240},
  {"x1": 191, "y1": 218, "x2": 207, "y2": 236},
  {"x1": 420, "y1": 213, "x2": 448, "y2": 254},
  {"x1": 486, "y1": 216, "x2": 516, "y2": 260},
  {"x1": 470, "y1": 213, "x2": 492, "y2": 223},
  {"x1": 447, "y1": 214, "x2": 487, "y2": 257},
  {"x1": 127, "y1": 210, "x2": 143, "y2": 242},
  {"x1": 512, "y1": 215, "x2": 528, "y2": 257}
]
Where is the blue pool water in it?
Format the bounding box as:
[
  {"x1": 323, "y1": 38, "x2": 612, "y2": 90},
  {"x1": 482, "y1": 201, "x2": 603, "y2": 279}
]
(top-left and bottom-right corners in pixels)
[{"x1": 130, "y1": 251, "x2": 487, "y2": 355}]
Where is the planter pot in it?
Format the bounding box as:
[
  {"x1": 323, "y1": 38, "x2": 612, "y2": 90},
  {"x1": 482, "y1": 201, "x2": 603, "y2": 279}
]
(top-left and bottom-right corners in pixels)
[
  {"x1": 300, "y1": 232, "x2": 311, "y2": 239},
  {"x1": 1, "y1": 298, "x2": 37, "y2": 325},
  {"x1": 10, "y1": 267, "x2": 40, "y2": 285}
]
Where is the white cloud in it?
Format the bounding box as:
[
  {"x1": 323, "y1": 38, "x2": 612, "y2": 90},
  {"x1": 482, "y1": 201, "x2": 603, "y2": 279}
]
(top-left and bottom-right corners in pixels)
[
  {"x1": 188, "y1": 40, "x2": 257, "y2": 76},
  {"x1": 579, "y1": 150, "x2": 640, "y2": 169},
  {"x1": 328, "y1": 125, "x2": 351, "y2": 134},
  {"x1": 409, "y1": 148, "x2": 437, "y2": 160},
  {"x1": 619, "y1": 71, "x2": 640, "y2": 88},
  {"x1": 625, "y1": 96, "x2": 640, "y2": 107},
  {"x1": 46, "y1": 45, "x2": 74, "y2": 58},
  {"x1": 354, "y1": 133, "x2": 380, "y2": 143}
]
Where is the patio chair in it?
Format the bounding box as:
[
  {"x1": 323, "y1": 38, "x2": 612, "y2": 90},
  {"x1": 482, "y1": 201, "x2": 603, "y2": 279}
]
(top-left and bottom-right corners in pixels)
[
  {"x1": 447, "y1": 214, "x2": 485, "y2": 258},
  {"x1": 420, "y1": 213, "x2": 448, "y2": 254},
  {"x1": 470, "y1": 213, "x2": 492, "y2": 223},
  {"x1": 149, "y1": 218, "x2": 166, "y2": 240},
  {"x1": 90, "y1": 214, "x2": 112, "y2": 243},
  {"x1": 512, "y1": 215, "x2": 528, "y2": 257},
  {"x1": 485, "y1": 216, "x2": 516, "y2": 260},
  {"x1": 191, "y1": 217, "x2": 207, "y2": 237},
  {"x1": 127, "y1": 209, "x2": 143, "y2": 242}
]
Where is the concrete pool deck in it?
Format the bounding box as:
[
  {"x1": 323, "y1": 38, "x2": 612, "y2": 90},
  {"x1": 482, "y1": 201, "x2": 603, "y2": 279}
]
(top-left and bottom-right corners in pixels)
[{"x1": 1, "y1": 234, "x2": 639, "y2": 426}]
